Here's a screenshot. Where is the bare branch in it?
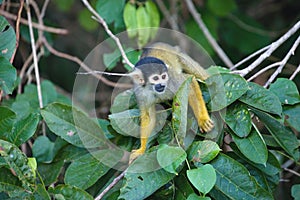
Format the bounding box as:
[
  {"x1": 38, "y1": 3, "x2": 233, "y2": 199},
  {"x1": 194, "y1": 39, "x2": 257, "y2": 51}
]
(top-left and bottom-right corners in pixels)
[
  {"x1": 81, "y1": 0, "x2": 134, "y2": 69},
  {"x1": 247, "y1": 62, "x2": 281, "y2": 82},
  {"x1": 156, "y1": 0, "x2": 179, "y2": 31},
  {"x1": 25, "y1": 0, "x2": 43, "y2": 108},
  {"x1": 264, "y1": 35, "x2": 300, "y2": 87},
  {"x1": 234, "y1": 21, "x2": 300, "y2": 77},
  {"x1": 95, "y1": 169, "x2": 127, "y2": 200},
  {"x1": 0, "y1": 9, "x2": 68, "y2": 34},
  {"x1": 185, "y1": 0, "x2": 233, "y2": 68},
  {"x1": 10, "y1": 0, "x2": 24, "y2": 63},
  {"x1": 290, "y1": 64, "x2": 300, "y2": 80},
  {"x1": 42, "y1": 38, "x2": 131, "y2": 89}
]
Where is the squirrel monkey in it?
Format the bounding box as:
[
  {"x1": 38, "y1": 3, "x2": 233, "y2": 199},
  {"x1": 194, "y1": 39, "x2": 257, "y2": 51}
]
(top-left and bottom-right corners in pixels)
[{"x1": 129, "y1": 43, "x2": 213, "y2": 162}]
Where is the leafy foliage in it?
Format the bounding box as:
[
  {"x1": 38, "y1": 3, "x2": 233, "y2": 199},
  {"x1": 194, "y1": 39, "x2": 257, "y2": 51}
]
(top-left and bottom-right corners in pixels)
[{"x1": 0, "y1": 0, "x2": 300, "y2": 200}]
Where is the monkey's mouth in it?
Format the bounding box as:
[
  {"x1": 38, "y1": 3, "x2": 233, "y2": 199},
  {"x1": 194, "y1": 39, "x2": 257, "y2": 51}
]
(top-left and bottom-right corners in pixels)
[{"x1": 154, "y1": 84, "x2": 166, "y2": 93}]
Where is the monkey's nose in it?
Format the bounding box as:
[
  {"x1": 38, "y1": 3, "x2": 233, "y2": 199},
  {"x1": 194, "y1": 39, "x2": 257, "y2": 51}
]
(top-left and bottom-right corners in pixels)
[{"x1": 155, "y1": 84, "x2": 165, "y2": 93}]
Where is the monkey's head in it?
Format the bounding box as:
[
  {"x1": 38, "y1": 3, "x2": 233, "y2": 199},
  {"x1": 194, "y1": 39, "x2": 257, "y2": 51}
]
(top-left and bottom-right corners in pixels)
[{"x1": 130, "y1": 57, "x2": 169, "y2": 94}]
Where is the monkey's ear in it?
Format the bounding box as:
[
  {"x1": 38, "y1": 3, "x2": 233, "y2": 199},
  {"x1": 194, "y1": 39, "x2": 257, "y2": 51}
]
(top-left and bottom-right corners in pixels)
[{"x1": 129, "y1": 69, "x2": 145, "y2": 85}]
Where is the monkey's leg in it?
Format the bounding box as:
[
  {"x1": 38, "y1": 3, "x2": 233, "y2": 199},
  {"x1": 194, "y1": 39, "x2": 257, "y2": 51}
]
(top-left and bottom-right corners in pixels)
[
  {"x1": 129, "y1": 106, "x2": 156, "y2": 163},
  {"x1": 188, "y1": 77, "x2": 214, "y2": 132}
]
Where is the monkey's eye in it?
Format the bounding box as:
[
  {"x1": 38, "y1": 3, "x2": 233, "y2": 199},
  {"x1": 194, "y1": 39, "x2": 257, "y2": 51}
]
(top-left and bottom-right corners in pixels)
[
  {"x1": 162, "y1": 74, "x2": 167, "y2": 79},
  {"x1": 152, "y1": 76, "x2": 159, "y2": 81}
]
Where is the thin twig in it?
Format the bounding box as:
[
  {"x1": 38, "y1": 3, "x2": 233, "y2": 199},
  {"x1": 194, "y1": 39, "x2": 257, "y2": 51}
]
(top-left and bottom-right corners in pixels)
[
  {"x1": 290, "y1": 64, "x2": 300, "y2": 80},
  {"x1": 95, "y1": 169, "x2": 127, "y2": 200},
  {"x1": 264, "y1": 34, "x2": 300, "y2": 87},
  {"x1": 42, "y1": 38, "x2": 131, "y2": 89},
  {"x1": 0, "y1": 9, "x2": 68, "y2": 34},
  {"x1": 234, "y1": 21, "x2": 300, "y2": 77},
  {"x1": 40, "y1": 0, "x2": 50, "y2": 19},
  {"x1": 81, "y1": 0, "x2": 134, "y2": 69},
  {"x1": 185, "y1": 0, "x2": 233, "y2": 68},
  {"x1": 231, "y1": 45, "x2": 270, "y2": 70},
  {"x1": 25, "y1": 0, "x2": 43, "y2": 108},
  {"x1": 10, "y1": 0, "x2": 24, "y2": 63},
  {"x1": 156, "y1": 0, "x2": 179, "y2": 31},
  {"x1": 247, "y1": 62, "x2": 281, "y2": 81},
  {"x1": 77, "y1": 71, "x2": 130, "y2": 77},
  {"x1": 283, "y1": 168, "x2": 300, "y2": 177}
]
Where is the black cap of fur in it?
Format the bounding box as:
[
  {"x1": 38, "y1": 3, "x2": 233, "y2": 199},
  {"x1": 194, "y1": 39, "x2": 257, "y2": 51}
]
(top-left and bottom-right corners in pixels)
[{"x1": 135, "y1": 57, "x2": 167, "y2": 81}]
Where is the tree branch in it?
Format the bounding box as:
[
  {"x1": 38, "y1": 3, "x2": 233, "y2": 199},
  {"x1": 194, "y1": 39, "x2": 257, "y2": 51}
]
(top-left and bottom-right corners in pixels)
[
  {"x1": 290, "y1": 64, "x2": 300, "y2": 80},
  {"x1": 0, "y1": 9, "x2": 68, "y2": 34},
  {"x1": 81, "y1": 0, "x2": 134, "y2": 69},
  {"x1": 185, "y1": 0, "x2": 233, "y2": 68},
  {"x1": 234, "y1": 20, "x2": 300, "y2": 77}
]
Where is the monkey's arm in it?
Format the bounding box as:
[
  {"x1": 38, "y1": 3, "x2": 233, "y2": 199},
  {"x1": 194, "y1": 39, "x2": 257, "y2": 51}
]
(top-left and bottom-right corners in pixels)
[{"x1": 129, "y1": 105, "x2": 156, "y2": 163}]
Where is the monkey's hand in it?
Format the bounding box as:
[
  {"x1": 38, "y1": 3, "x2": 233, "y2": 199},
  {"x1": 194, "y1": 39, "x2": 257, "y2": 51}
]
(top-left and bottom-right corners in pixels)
[
  {"x1": 199, "y1": 117, "x2": 214, "y2": 132},
  {"x1": 129, "y1": 148, "x2": 145, "y2": 164}
]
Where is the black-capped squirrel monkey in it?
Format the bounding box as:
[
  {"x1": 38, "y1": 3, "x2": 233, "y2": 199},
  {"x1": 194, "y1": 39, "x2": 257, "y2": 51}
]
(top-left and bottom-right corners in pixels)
[{"x1": 129, "y1": 43, "x2": 213, "y2": 162}]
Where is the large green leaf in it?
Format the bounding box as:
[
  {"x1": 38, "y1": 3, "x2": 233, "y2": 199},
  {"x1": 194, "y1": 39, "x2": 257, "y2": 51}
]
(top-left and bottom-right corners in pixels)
[
  {"x1": 65, "y1": 153, "x2": 110, "y2": 190},
  {"x1": 8, "y1": 113, "x2": 40, "y2": 146},
  {"x1": 0, "y1": 140, "x2": 36, "y2": 191},
  {"x1": 48, "y1": 184, "x2": 93, "y2": 200},
  {"x1": 110, "y1": 89, "x2": 137, "y2": 113},
  {"x1": 157, "y1": 144, "x2": 186, "y2": 175},
  {"x1": 269, "y1": 78, "x2": 300, "y2": 105},
  {"x1": 231, "y1": 127, "x2": 268, "y2": 165},
  {"x1": 123, "y1": 2, "x2": 138, "y2": 38},
  {"x1": 210, "y1": 153, "x2": 273, "y2": 200},
  {"x1": 0, "y1": 106, "x2": 16, "y2": 139},
  {"x1": 32, "y1": 136, "x2": 55, "y2": 163},
  {"x1": 145, "y1": 0, "x2": 160, "y2": 38},
  {"x1": 172, "y1": 76, "x2": 192, "y2": 145},
  {"x1": 109, "y1": 108, "x2": 169, "y2": 137},
  {"x1": 283, "y1": 104, "x2": 300, "y2": 132},
  {"x1": 0, "y1": 16, "x2": 16, "y2": 60},
  {"x1": 0, "y1": 167, "x2": 26, "y2": 198},
  {"x1": 41, "y1": 103, "x2": 107, "y2": 148},
  {"x1": 252, "y1": 109, "x2": 299, "y2": 161},
  {"x1": 37, "y1": 161, "x2": 64, "y2": 186},
  {"x1": 205, "y1": 73, "x2": 248, "y2": 111},
  {"x1": 136, "y1": 5, "x2": 151, "y2": 48},
  {"x1": 0, "y1": 56, "x2": 17, "y2": 94},
  {"x1": 119, "y1": 160, "x2": 175, "y2": 200},
  {"x1": 292, "y1": 184, "x2": 300, "y2": 200},
  {"x1": 96, "y1": 0, "x2": 125, "y2": 25},
  {"x1": 187, "y1": 164, "x2": 216, "y2": 195},
  {"x1": 239, "y1": 82, "x2": 282, "y2": 115},
  {"x1": 187, "y1": 140, "x2": 221, "y2": 164},
  {"x1": 221, "y1": 102, "x2": 251, "y2": 137}
]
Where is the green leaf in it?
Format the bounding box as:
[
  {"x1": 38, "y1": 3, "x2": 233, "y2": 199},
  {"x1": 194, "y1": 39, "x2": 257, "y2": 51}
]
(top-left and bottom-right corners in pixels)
[
  {"x1": 269, "y1": 78, "x2": 300, "y2": 105},
  {"x1": 78, "y1": 8, "x2": 99, "y2": 31},
  {"x1": 0, "y1": 106, "x2": 16, "y2": 140},
  {"x1": 103, "y1": 48, "x2": 120, "y2": 70},
  {"x1": 110, "y1": 89, "x2": 137, "y2": 113},
  {"x1": 0, "y1": 167, "x2": 25, "y2": 198},
  {"x1": 284, "y1": 104, "x2": 300, "y2": 132},
  {"x1": 157, "y1": 144, "x2": 186, "y2": 175},
  {"x1": 0, "y1": 140, "x2": 36, "y2": 191},
  {"x1": 8, "y1": 113, "x2": 40, "y2": 146},
  {"x1": 187, "y1": 193, "x2": 211, "y2": 200},
  {"x1": 119, "y1": 153, "x2": 175, "y2": 200},
  {"x1": 145, "y1": 0, "x2": 160, "y2": 39},
  {"x1": 210, "y1": 153, "x2": 273, "y2": 200},
  {"x1": 37, "y1": 160, "x2": 64, "y2": 186},
  {"x1": 172, "y1": 76, "x2": 192, "y2": 145},
  {"x1": 96, "y1": 0, "x2": 125, "y2": 24},
  {"x1": 136, "y1": 5, "x2": 151, "y2": 48},
  {"x1": 207, "y1": 0, "x2": 237, "y2": 16},
  {"x1": 206, "y1": 66, "x2": 230, "y2": 76},
  {"x1": 0, "y1": 16, "x2": 16, "y2": 60},
  {"x1": 41, "y1": 103, "x2": 107, "y2": 148},
  {"x1": 32, "y1": 136, "x2": 55, "y2": 162},
  {"x1": 239, "y1": 82, "x2": 282, "y2": 115},
  {"x1": 123, "y1": 2, "x2": 138, "y2": 38},
  {"x1": 65, "y1": 153, "x2": 110, "y2": 190},
  {"x1": 205, "y1": 73, "x2": 248, "y2": 111},
  {"x1": 252, "y1": 109, "x2": 299, "y2": 161},
  {"x1": 187, "y1": 140, "x2": 221, "y2": 164},
  {"x1": 109, "y1": 108, "x2": 169, "y2": 137},
  {"x1": 174, "y1": 174, "x2": 194, "y2": 199},
  {"x1": 292, "y1": 184, "x2": 300, "y2": 200},
  {"x1": 221, "y1": 102, "x2": 251, "y2": 137},
  {"x1": 187, "y1": 164, "x2": 216, "y2": 195},
  {"x1": 0, "y1": 56, "x2": 17, "y2": 94},
  {"x1": 48, "y1": 184, "x2": 93, "y2": 200},
  {"x1": 231, "y1": 126, "x2": 268, "y2": 165}
]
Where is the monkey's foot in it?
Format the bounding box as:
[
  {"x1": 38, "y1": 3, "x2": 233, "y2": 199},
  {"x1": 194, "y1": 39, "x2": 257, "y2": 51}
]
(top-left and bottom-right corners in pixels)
[
  {"x1": 199, "y1": 118, "x2": 214, "y2": 132},
  {"x1": 129, "y1": 148, "x2": 145, "y2": 164}
]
